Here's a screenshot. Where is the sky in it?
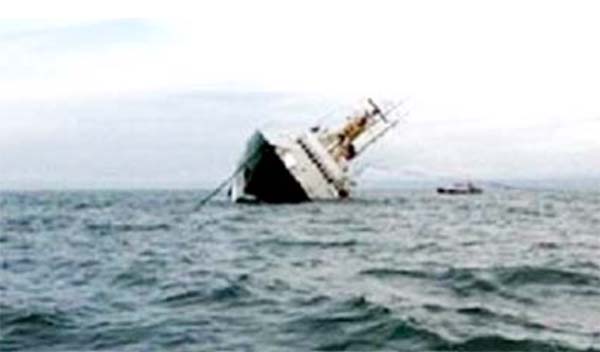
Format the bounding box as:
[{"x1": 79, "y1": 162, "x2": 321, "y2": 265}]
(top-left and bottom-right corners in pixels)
[{"x1": 1, "y1": 0, "x2": 599, "y2": 189}]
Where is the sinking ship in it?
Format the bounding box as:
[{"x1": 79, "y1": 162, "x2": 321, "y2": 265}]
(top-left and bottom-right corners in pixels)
[{"x1": 229, "y1": 99, "x2": 400, "y2": 203}]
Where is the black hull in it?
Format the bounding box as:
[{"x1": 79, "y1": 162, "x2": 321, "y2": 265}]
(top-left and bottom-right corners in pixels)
[{"x1": 234, "y1": 131, "x2": 309, "y2": 203}]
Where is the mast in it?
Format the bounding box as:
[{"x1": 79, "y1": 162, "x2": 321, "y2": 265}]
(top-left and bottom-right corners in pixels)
[{"x1": 322, "y1": 98, "x2": 401, "y2": 162}]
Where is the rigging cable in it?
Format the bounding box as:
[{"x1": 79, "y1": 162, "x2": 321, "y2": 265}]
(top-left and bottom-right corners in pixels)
[{"x1": 195, "y1": 140, "x2": 264, "y2": 210}]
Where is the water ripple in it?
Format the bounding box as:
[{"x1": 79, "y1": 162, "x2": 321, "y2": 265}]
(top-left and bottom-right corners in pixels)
[{"x1": 1, "y1": 190, "x2": 599, "y2": 351}]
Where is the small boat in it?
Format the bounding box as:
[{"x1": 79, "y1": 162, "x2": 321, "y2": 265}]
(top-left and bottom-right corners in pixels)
[
  {"x1": 229, "y1": 99, "x2": 401, "y2": 203},
  {"x1": 437, "y1": 182, "x2": 483, "y2": 195}
]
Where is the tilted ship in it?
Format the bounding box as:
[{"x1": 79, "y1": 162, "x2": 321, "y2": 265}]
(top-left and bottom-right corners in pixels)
[{"x1": 229, "y1": 99, "x2": 400, "y2": 203}]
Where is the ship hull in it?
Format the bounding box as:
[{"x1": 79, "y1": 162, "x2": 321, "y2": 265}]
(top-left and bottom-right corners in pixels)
[{"x1": 230, "y1": 131, "x2": 310, "y2": 203}]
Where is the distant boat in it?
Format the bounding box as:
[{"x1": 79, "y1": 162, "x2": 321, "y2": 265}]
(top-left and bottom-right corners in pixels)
[
  {"x1": 229, "y1": 99, "x2": 400, "y2": 203},
  {"x1": 437, "y1": 182, "x2": 483, "y2": 195}
]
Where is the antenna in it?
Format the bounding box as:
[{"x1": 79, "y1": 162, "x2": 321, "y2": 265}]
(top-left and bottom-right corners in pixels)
[
  {"x1": 367, "y1": 98, "x2": 386, "y2": 121},
  {"x1": 369, "y1": 98, "x2": 406, "y2": 123}
]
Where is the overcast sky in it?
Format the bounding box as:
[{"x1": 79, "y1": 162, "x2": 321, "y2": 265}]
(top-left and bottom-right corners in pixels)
[{"x1": 1, "y1": 1, "x2": 599, "y2": 189}]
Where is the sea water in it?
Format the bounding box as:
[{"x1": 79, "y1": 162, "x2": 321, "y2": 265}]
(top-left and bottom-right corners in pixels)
[{"x1": 1, "y1": 190, "x2": 599, "y2": 351}]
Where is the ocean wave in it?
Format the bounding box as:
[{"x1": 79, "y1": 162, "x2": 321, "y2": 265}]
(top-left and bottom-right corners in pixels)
[
  {"x1": 359, "y1": 268, "x2": 431, "y2": 279},
  {"x1": 494, "y1": 266, "x2": 600, "y2": 287},
  {"x1": 71, "y1": 201, "x2": 113, "y2": 210},
  {"x1": 261, "y1": 238, "x2": 359, "y2": 248},
  {"x1": 1, "y1": 216, "x2": 36, "y2": 233},
  {"x1": 2, "y1": 214, "x2": 75, "y2": 233},
  {"x1": 316, "y1": 318, "x2": 445, "y2": 351},
  {"x1": 288, "y1": 296, "x2": 391, "y2": 328},
  {"x1": 288, "y1": 296, "x2": 592, "y2": 351},
  {"x1": 361, "y1": 265, "x2": 600, "y2": 290},
  {"x1": 286, "y1": 296, "x2": 445, "y2": 350},
  {"x1": 445, "y1": 334, "x2": 584, "y2": 352},
  {"x1": 111, "y1": 270, "x2": 159, "y2": 288},
  {"x1": 159, "y1": 280, "x2": 253, "y2": 308},
  {"x1": 359, "y1": 266, "x2": 500, "y2": 296},
  {"x1": 85, "y1": 222, "x2": 171, "y2": 233},
  {"x1": 0, "y1": 307, "x2": 76, "y2": 351}
]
